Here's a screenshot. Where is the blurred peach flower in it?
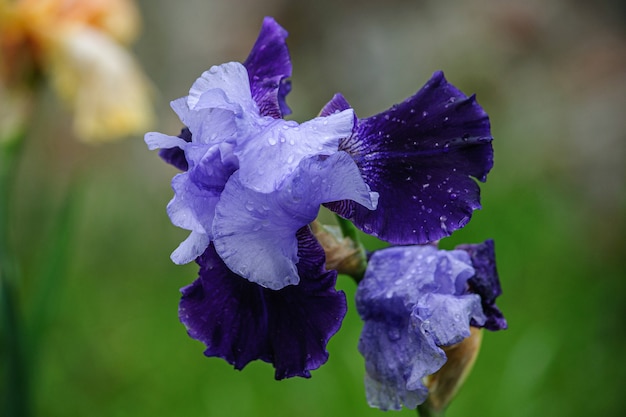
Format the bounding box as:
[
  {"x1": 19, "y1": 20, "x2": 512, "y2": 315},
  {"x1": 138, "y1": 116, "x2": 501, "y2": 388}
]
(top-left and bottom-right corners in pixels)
[{"x1": 0, "y1": 0, "x2": 152, "y2": 143}]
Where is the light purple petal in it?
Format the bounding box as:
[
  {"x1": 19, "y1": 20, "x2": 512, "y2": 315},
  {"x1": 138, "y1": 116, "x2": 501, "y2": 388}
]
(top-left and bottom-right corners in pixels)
[
  {"x1": 171, "y1": 230, "x2": 211, "y2": 265},
  {"x1": 187, "y1": 62, "x2": 257, "y2": 115},
  {"x1": 412, "y1": 293, "x2": 484, "y2": 347},
  {"x1": 326, "y1": 71, "x2": 493, "y2": 244},
  {"x1": 359, "y1": 317, "x2": 442, "y2": 410},
  {"x1": 213, "y1": 152, "x2": 377, "y2": 289},
  {"x1": 165, "y1": 144, "x2": 238, "y2": 264},
  {"x1": 243, "y1": 16, "x2": 293, "y2": 118},
  {"x1": 234, "y1": 109, "x2": 355, "y2": 193},
  {"x1": 144, "y1": 131, "x2": 188, "y2": 151},
  {"x1": 167, "y1": 146, "x2": 236, "y2": 230},
  {"x1": 179, "y1": 227, "x2": 346, "y2": 379}
]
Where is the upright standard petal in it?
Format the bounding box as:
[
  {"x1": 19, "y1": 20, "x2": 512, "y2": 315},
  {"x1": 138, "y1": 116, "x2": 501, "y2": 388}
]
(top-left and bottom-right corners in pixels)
[
  {"x1": 212, "y1": 151, "x2": 377, "y2": 290},
  {"x1": 179, "y1": 227, "x2": 347, "y2": 380},
  {"x1": 243, "y1": 16, "x2": 292, "y2": 118},
  {"x1": 325, "y1": 72, "x2": 493, "y2": 244},
  {"x1": 356, "y1": 245, "x2": 488, "y2": 410}
]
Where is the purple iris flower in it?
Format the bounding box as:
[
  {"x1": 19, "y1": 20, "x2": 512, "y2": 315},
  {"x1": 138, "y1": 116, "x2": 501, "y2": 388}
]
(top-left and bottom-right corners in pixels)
[
  {"x1": 179, "y1": 227, "x2": 347, "y2": 379},
  {"x1": 145, "y1": 17, "x2": 377, "y2": 289},
  {"x1": 355, "y1": 240, "x2": 506, "y2": 410},
  {"x1": 321, "y1": 74, "x2": 493, "y2": 245}
]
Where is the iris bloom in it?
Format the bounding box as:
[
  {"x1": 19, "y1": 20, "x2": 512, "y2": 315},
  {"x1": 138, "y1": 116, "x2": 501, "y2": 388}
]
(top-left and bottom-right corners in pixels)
[
  {"x1": 148, "y1": 17, "x2": 374, "y2": 377},
  {"x1": 146, "y1": 17, "x2": 377, "y2": 290},
  {"x1": 356, "y1": 240, "x2": 506, "y2": 410},
  {"x1": 147, "y1": 16, "x2": 497, "y2": 379},
  {"x1": 0, "y1": 0, "x2": 152, "y2": 142}
]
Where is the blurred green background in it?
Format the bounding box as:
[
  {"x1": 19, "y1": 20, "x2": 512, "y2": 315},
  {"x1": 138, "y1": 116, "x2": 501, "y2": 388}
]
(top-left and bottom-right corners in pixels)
[{"x1": 7, "y1": 0, "x2": 626, "y2": 416}]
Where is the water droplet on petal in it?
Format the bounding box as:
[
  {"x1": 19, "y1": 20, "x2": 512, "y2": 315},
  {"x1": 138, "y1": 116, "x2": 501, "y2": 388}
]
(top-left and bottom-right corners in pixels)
[{"x1": 387, "y1": 328, "x2": 401, "y2": 341}]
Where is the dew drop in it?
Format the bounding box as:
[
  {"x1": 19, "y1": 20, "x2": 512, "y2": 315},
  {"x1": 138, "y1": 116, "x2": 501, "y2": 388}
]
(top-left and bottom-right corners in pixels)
[{"x1": 387, "y1": 328, "x2": 401, "y2": 341}]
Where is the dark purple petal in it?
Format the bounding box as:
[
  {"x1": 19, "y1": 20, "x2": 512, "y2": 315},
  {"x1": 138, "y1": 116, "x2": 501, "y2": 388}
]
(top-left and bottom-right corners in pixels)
[
  {"x1": 158, "y1": 127, "x2": 192, "y2": 171},
  {"x1": 457, "y1": 239, "x2": 507, "y2": 331},
  {"x1": 326, "y1": 71, "x2": 493, "y2": 244},
  {"x1": 320, "y1": 93, "x2": 352, "y2": 117},
  {"x1": 179, "y1": 227, "x2": 347, "y2": 380},
  {"x1": 243, "y1": 17, "x2": 292, "y2": 118}
]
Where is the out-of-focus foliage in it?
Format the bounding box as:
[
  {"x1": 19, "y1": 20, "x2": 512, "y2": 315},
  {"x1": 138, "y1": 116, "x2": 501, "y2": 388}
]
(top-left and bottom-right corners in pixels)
[{"x1": 10, "y1": 0, "x2": 625, "y2": 416}]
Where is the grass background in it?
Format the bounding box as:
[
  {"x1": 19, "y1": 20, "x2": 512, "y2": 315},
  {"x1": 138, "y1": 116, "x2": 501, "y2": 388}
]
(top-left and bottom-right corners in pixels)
[{"x1": 6, "y1": 0, "x2": 626, "y2": 416}]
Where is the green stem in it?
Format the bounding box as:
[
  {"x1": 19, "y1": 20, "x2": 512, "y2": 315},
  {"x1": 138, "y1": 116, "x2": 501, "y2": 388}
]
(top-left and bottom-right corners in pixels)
[
  {"x1": 335, "y1": 216, "x2": 360, "y2": 244},
  {"x1": 1, "y1": 132, "x2": 30, "y2": 417},
  {"x1": 28, "y1": 179, "x2": 80, "y2": 363},
  {"x1": 417, "y1": 402, "x2": 446, "y2": 417}
]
